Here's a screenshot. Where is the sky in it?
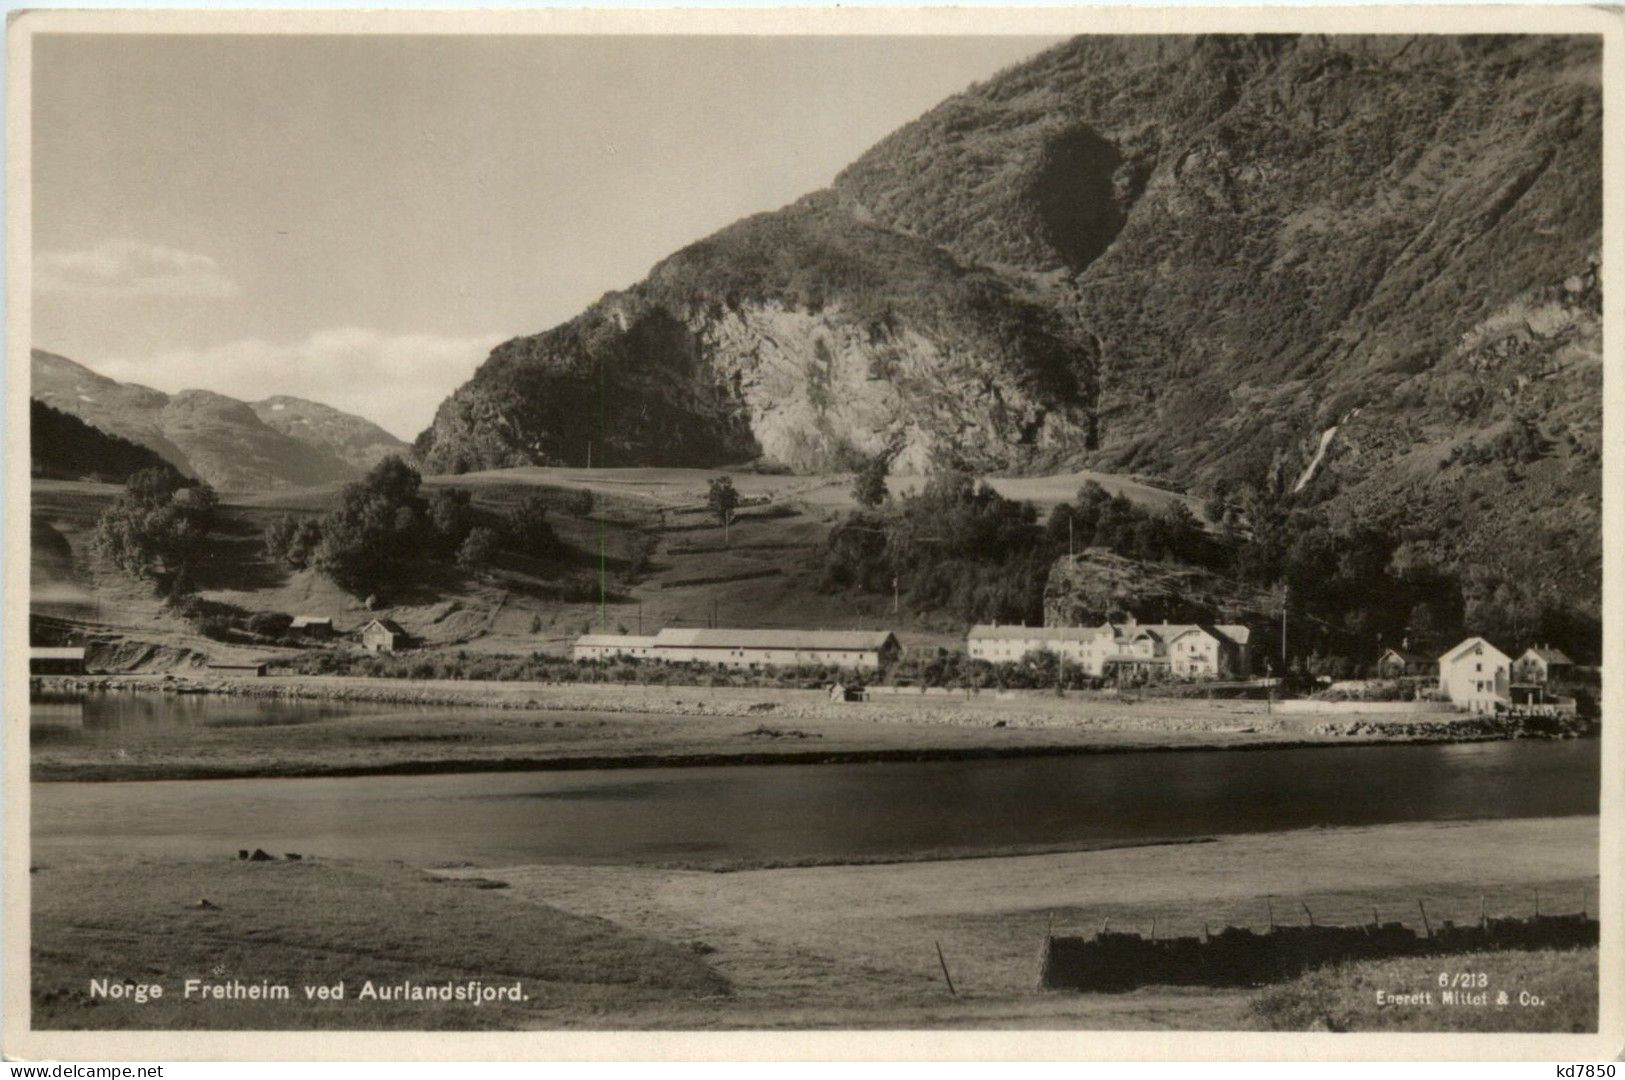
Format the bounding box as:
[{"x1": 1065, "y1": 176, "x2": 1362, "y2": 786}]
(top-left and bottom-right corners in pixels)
[{"x1": 31, "y1": 33, "x2": 1061, "y2": 439}]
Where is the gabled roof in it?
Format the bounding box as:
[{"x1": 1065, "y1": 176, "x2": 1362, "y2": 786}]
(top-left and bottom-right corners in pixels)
[
  {"x1": 653, "y1": 628, "x2": 897, "y2": 651},
  {"x1": 1439, "y1": 636, "x2": 1510, "y2": 665},
  {"x1": 361, "y1": 618, "x2": 406, "y2": 636},
  {"x1": 1521, "y1": 646, "x2": 1574, "y2": 665},
  {"x1": 1378, "y1": 647, "x2": 1430, "y2": 664}
]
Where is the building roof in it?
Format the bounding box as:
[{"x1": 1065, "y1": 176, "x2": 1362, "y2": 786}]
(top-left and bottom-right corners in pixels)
[
  {"x1": 30, "y1": 646, "x2": 86, "y2": 660},
  {"x1": 651, "y1": 628, "x2": 897, "y2": 651},
  {"x1": 290, "y1": 615, "x2": 333, "y2": 628},
  {"x1": 967, "y1": 624, "x2": 1110, "y2": 643},
  {"x1": 1521, "y1": 646, "x2": 1574, "y2": 665},
  {"x1": 361, "y1": 618, "x2": 406, "y2": 636},
  {"x1": 574, "y1": 634, "x2": 661, "y2": 648},
  {"x1": 967, "y1": 621, "x2": 1252, "y2": 648},
  {"x1": 1439, "y1": 637, "x2": 1511, "y2": 665},
  {"x1": 1379, "y1": 647, "x2": 1431, "y2": 664}
]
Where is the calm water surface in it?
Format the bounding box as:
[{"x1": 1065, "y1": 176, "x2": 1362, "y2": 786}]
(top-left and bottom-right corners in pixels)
[{"x1": 31, "y1": 693, "x2": 1600, "y2": 866}]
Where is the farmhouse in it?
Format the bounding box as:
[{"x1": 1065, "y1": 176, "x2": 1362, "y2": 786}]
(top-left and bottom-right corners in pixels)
[
  {"x1": 967, "y1": 618, "x2": 1252, "y2": 679},
  {"x1": 29, "y1": 645, "x2": 86, "y2": 675},
  {"x1": 1438, "y1": 637, "x2": 1511, "y2": 712},
  {"x1": 1512, "y1": 645, "x2": 1574, "y2": 685},
  {"x1": 359, "y1": 618, "x2": 408, "y2": 654},
  {"x1": 570, "y1": 628, "x2": 901, "y2": 671},
  {"x1": 1376, "y1": 646, "x2": 1433, "y2": 678}
]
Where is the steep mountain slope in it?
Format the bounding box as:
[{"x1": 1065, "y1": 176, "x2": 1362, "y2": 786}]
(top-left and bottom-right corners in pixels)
[
  {"x1": 250, "y1": 396, "x2": 408, "y2": 472},
  {"x1": 419, "y1": 194, "x2": 1097, "y2": 475},
  {"x1": 416, "y1": 33, "x2": 1600, "y2": 613},
  {"x1": 30, "y1": 398, "x2": 174, "y2": 483},
  {"x1": 31, "y1": 350, "x2": 375, "y2": 491},
  {"x1": 834, "y1": 35, "x2": 1601, "y2": 492}
]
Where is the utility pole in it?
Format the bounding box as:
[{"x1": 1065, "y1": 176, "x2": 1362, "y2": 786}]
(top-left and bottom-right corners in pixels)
[
  {"x1": 892, "y1": 576, "x2": 900, "y2": 616},
  {"x1": 1280, "y1": 582, "x2": 1289, "y2": 682}
]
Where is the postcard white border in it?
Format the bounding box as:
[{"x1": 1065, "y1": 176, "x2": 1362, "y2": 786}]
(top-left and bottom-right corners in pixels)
[{"x1": 5, "y1": 5, "x2": 1621, "y2": 1062}]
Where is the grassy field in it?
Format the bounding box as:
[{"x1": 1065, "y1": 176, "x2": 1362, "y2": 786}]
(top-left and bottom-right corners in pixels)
[
  {"x1": 31, "y1": 472, "x2": 964, "y2": 663},
  {"x1": 29, "y1": 818, "x2": 1598, "y2": 1030},
  {"x1": 30, "y1": 678, "x2": 1479, "y2": 782},
  {"x1": 1252, "y1": 948, "x2": 1598, "y2": 1032},
  {"x1": 30, "y1": 854, "x2": 729, "y2": 1030},
  {"x1": 30, "y1": 462, "x2": 1208, "y2": 671},
  {"x1": 444, "y1": 817, "x2": 1598, "y2": 1030}
]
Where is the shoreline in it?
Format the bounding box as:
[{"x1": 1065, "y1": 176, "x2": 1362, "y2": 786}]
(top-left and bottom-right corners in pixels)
[
  {"x1": 31, "y1": 672, "x2": 1592, "y2": 784},
  {"x1": 34, "y1": 730, "x2": 1545, "y2": 784}
]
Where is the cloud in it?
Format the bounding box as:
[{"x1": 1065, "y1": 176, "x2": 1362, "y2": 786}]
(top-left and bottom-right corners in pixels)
[
  {"x1": 35, "y1": 240, "x2": 239, "y2": 298},
  {"x1": 97, "y1": 328, "x2": 502, "y2": 442}
]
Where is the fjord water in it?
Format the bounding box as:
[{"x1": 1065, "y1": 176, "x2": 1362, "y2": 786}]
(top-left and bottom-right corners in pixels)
[{"x1": 31, "y1": 695, "x2": 1599, "y2": 866}]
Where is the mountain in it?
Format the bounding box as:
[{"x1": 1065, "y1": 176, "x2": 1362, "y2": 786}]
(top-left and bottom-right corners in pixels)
[
  {"x1": 30, "y1": 398, "x2": 174, "y2": 483},
  {"x1": 416, "y1": 34, "x2": 1600, "y2": 613},
  {"x1": 30, "y1": 350, "x2": 407, "y2": 491},
  {"x1": 417, "y1": 194, "x2": 1097, "y2": 475},
  {"x1": 250, "y1": 395, "x2": 409, "y2": 473}
]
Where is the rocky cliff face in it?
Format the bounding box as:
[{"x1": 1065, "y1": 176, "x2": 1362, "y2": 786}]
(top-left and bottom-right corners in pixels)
[{"x1": 418, "y1": 196, "x2": 1098, "y2": 474}]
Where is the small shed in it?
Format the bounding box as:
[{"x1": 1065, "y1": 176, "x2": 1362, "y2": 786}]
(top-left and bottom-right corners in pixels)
[
  {"x1": 289, "y1": 615, "x2": 334, "y2": 637},
  {"x1": 828, "y1": 682, "x2": 866, "y2": 702},
  {"x1": 207, "y1": 661, "x2": 267, "y2": 677},
  {"x1": 30, "y1": 646, "x2": 86, "y2": 675},
  {"x1": 360, "y1": 618, "x2": 407, "y2": 654}
]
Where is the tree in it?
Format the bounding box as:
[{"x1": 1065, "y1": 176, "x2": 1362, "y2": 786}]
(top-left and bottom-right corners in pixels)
[
  {"x1": 92, "y1": 470, "x2": 219, "y2": 589},
  {"x1": 504, "y1": 494, "x2": 557, "y2": 554},
  {"x1": 851, "y1": 454, "x2": 889, "y2": 509},
  {"x1": 426, "y1": 487, "x2": 475, "y2": 556},
  {"x1": 707, "y1": 476, "x2": 740, "y2": 545},
  {"x1": 311, "y1": 455, "x2": 430, "y2": 595},
  {"x1": 265, "y1": 515, "x2": 323, "y2": 569},
  {"x1": 456, "y1": 527, "x2": 500, "y2": 572}
]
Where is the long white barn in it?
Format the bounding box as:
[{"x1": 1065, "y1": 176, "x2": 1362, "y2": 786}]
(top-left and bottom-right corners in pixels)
[{"x1": 572, "y1": 628, "x2": 901, "y2": 670}]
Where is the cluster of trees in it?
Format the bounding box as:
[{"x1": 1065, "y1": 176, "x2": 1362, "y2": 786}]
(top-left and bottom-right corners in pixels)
[
  {"x1": 31, "y1": 399, "x2": 173, "y2": 483},
  {"x1": 261, "y1": 457, "x2": 560, "y2": 597},
  {"x1": 826, "y1": 461, "x2": 1596, "y2": 668},
  {"x1": 91, "y1": 467, "x2": 220, "y2": 593},
  {"x1": 826, "y1": 470, "x2": 1224, "y2": 626},
  {"x1": 1046, "y1": 483, "x2": 1216, "y2": 568},
  {"x1": 825, "y1": 470, "x2": 1053, "y2": 624}
]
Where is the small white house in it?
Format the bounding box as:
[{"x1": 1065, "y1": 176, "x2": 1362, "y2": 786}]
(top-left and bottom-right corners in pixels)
[
  {"x1": 1512, "y1": 645, "x2": 1575, "y2": 686},
  {"x1": 360, "y1": 618, "x2": 407, "y2": 654},
  {"x1": 1438, "y1": 637, "x2": 1511, "y2": 712}
]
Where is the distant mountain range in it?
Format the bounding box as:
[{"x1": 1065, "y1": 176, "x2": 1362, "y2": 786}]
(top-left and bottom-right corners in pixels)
[
  {"x1": 414, "y1": 34, "x2": 1600, "y2": 614},
  {"x1": 31, "y1": 349, "x2": 408, "y2": 491}
]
